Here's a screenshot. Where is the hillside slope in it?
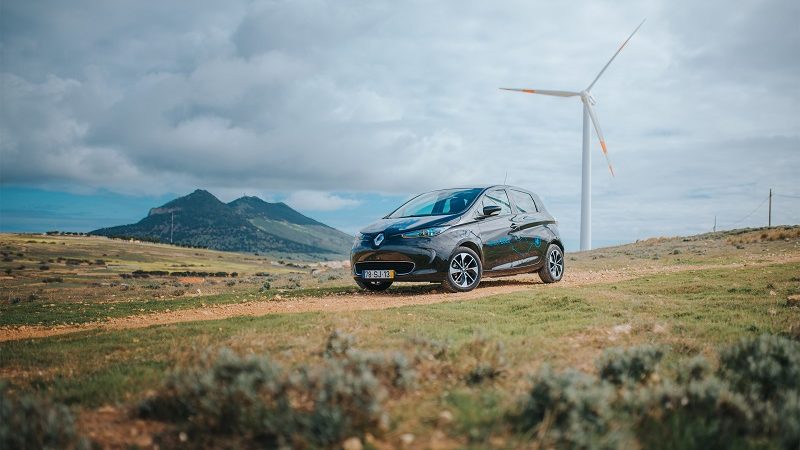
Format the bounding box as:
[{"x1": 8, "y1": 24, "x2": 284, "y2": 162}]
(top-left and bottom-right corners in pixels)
[
  {"x1": 91, "y1": 190, "x2": 351, "y2": 255},
  {"x1": 229, "y1": 196, "x2": 353, "y2": 255}
]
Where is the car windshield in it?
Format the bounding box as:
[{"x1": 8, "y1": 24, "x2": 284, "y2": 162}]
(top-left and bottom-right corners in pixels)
[{"x1": 388, "y1": 188, "x2": 483, "y2": 218}]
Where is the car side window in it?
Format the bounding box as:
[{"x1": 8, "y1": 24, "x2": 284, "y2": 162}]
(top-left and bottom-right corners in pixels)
[
  {"x1": 482, "y1": 189, "x2": 512, "y2": 215},
  {"x1": 509, "y1": 190, "x2": 538, "y2": 213}
]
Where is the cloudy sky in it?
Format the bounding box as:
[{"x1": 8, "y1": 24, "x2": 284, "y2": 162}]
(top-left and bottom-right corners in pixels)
[{"x1": 1, "y1": 0, "x2": 798, "y2": 249}]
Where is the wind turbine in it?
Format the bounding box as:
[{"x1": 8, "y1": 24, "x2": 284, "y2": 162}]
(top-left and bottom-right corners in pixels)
[{"x1": 501, "y1": 19, "x2": 645, "y2": 251}]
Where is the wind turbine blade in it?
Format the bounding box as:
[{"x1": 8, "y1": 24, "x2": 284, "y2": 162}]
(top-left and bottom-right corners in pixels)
[
  {"x1": 584, "y1": 100, "x2": 615, "y2": 177},
  {"x1": 499, "y1": 88, "x2": 580, "y2": 97},
  {"x1": 586, "y1": 19, "x2": 645, "y2": 91}
]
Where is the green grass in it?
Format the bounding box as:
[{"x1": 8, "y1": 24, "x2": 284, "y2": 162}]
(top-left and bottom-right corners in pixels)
[
  {"x1": 3, "y1": 261, "x2": 798, "y2": 409},
  {"x1": 2, "y1": 229, "x2": 799, "y2": 447}
]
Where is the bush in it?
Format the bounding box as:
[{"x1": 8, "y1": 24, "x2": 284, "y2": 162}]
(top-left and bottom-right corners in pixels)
[
  {"x1": 462, "y1": 335, "x2": 507, "y2": 385},
  {"x1": 0, "y1": 382, "x2": 88, "y2": 450},
  {"x1": 596, "y1": 345, "x2": 663, "y2": 386},
  {"x1": 141, "y1": 334, "x2": 414, "y2": 448},
  {"x1": 324, "y1": 330, "x2": 354, "y2": 357},
  {"x1": 633, "y1": 377, "x2": 753, "y2": 449},
  {"x1": 509, "y1": 337, "x2": 799, "y2": 449},
  {"x1": 718, "y1": 334, "x2": 800, "y2": 403},
  {"x1": 139, "y1": 350, "x2": 295, "y2": 446},
  {"x1": 324, "y1": 331, "x2": 415, "y2": 390},
  {"x1": 513, "y1": 367, "x2": 618, "y2": 449}
]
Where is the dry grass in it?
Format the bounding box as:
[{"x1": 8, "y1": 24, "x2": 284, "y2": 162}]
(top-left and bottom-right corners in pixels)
[
  {"x1": 726, "y1": 226, "x2": 800, "y2": 245},
  {"x1": 0, "y1": 228, "x2": 799, "y2": 448}
]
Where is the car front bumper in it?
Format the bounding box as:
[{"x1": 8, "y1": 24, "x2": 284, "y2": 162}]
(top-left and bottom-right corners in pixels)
[{"x1": 350, "y1": 235, "x2": 453, "y2": 282}]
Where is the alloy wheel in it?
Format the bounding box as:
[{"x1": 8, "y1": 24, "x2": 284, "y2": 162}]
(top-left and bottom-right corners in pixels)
[
  {"x1": 548, "y1": 248, "x2": 564, "y2": 279},
  {"x1": 449, "y1": 252, "x2": 479, "y2": 288}
]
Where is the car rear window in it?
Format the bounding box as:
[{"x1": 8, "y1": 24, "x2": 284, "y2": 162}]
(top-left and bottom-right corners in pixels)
[{"x1": 510, "y1": 190, "x2": 538, "y2": 213}]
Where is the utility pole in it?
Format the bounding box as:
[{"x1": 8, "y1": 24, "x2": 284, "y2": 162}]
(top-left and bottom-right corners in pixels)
[
  {"x1": 170, "y1": 212, "x2": 174, "y2": 244},
  {"x1": 768, "y1": 189, "x2": 772, "y2": 228},
  {"x1": 713, "y1": 215, "x2": 716, "y2": 233}
]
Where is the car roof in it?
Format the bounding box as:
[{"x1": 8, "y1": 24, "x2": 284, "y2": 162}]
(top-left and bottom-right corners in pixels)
[{"x1": 439, "y1": 185, "x2": 534, "y2": 193}]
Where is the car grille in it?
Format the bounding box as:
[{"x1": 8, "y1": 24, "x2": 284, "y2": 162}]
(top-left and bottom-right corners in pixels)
[{"x1": 355, "y1": 261, "x2": 415, "y2": 275}]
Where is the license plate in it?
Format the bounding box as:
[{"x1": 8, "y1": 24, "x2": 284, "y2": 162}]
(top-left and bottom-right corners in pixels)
[{"x1": 363, "y1": 269, "x2": 395, "y2": 279}]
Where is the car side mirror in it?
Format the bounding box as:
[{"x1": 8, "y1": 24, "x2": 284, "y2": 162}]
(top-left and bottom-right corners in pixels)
[{"x1": 482, "y1": 205, "x2": 502, "y2": 217}]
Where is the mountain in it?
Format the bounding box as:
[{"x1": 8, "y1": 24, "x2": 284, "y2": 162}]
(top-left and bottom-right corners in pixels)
[
  {"x1": 228, "y1": 196, "x2": 354, "y2": 254},
  {"x1": 91, "y1": 190, "x2": 353, "y2": 255}
]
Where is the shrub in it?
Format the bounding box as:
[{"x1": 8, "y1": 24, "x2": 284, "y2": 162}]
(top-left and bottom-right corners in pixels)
[
  {"x1": 509, "y1": 338, "x2": 799, "y2": 449},
  {"x1": 778, "y1": 390, "x2": 800, "y2": 449},
  {"x1": 141, "y1": 335, "x2": 412, "y2": 448},
  {"x1": 139, "y1": 349, "x2": 295, "y2": 446},
  {"x1": 324, "y1": 330, "x2": 354, "y2": 357},
  {"x1": 300, "y1": 358, "x2": 386, "y2": 447},
  {"x1": 597, "y1": 345, "x2": 664, "y2": 386},
  {"x1": 512, "y1": 366, "x2": 618, "y2": 449},
  {"x1": 633, "y1": 377, "x2": 753, "y2": 449},
  {"x1": 463, "y1": 335, "x2": 508, "y2": 385},
  {"x1": 718, "y1": 334, "x2": 800, "y2": 403},
  {"x1": 324, "y1": 331, "x2": 415, "y2": 389},
  {"x1": 676, "y1": 356, "x2": 712, "y2": 383},
  {"x1": 0, "y1": 382, "x2": 89, "y2": 450}
]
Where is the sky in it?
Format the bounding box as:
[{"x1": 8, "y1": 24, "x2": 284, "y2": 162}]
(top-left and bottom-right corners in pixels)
[{"x1": 1, "y1": 0, "x2": 798, "y2": 250}]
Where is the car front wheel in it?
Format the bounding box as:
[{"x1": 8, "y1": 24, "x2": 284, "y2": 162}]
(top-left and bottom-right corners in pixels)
[
  {"x1": 538, "y1": 244, "x2": 564, "y2": 283},
  {"x1": 443, "y1": 247, "x2": 482, "y2": 292}
]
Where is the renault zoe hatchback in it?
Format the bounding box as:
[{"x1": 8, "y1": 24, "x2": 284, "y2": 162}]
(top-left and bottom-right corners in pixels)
[{"x1": 351, "y1": 186, "x2": 564, "y2": 292}]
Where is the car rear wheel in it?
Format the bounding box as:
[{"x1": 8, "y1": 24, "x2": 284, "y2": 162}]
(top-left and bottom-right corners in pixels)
[
  {"x1": 355, "y1": 279, "x2": 393, "y2": 292},
  {"x1": 538, "y1": 244, "x2": 564, "y2": 283},
  {"x1": 443, "y1": 247, "x2": 482, "y2": 292}
]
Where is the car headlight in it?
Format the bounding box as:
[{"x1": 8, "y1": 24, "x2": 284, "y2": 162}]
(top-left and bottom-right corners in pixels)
[{"x1": 401, "y1": 226, "x2": 448, "y2": 238}]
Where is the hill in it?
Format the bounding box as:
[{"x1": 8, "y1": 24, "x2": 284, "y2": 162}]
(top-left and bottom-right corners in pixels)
[
  {"x1": 228, "y1": 196, "x2": 354, "y2": 255},
  {"x1": 90, "y1": 189, "x2": 352, "y2": 255}
]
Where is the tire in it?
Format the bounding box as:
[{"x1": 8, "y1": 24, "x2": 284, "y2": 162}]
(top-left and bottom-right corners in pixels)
[
  {"x1": 538, "y1": 244, "x2": 564, "y2": 283},
  {"x1": 442, "y1": 247, "x2": 482, "y2": 293},
  {"x1": 355, "y1": 279, "x2": 393, "y2": 292}
]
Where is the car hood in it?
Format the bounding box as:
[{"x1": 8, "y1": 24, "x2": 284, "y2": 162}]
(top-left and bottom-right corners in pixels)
[{"x1": 359, "y1": 215, "x2": 459, "y2": 236}]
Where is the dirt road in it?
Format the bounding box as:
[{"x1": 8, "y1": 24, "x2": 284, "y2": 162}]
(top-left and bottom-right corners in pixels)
[{"x1": 1, "y1": 258, "x2": 794, "y2": 342}]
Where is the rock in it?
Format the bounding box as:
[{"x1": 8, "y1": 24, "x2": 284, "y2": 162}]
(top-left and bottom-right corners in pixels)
[
  {"x1": 400, "y1": 433, "x2": 415, "y2": 447},
  {"x1": 378, "y1": 412, "x2": 391, "y2": 432},
  {"x1": 788, "y1": 295, "x2": 800, "y2": 307},
  {"x1": 437, "y1": 410, "x2": 454, "y2": 427},
  {"x1": 342, "y1": 437, "x2": 363, "y2": 450}
]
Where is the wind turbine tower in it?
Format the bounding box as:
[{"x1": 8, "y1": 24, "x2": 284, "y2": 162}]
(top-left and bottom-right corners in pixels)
[{"x1": 501, "y1": 20, "x2": 645, "y2": 251}]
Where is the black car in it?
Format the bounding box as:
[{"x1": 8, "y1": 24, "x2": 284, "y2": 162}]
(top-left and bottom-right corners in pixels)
[{"x1": 351, "y1": 185, "x2": 564, "y2": 292}]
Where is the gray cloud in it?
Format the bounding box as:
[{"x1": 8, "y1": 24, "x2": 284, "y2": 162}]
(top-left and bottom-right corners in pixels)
[{"x1": 1, "y1": 0, "x2": 798, "y2": 244}]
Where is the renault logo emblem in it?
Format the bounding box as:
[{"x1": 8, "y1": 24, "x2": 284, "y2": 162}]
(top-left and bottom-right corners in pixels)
[{"x1": 374, "y1": 233, "x2": 384, "y2": 247}]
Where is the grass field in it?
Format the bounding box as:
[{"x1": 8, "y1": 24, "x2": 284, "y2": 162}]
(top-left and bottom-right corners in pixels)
[{"x1": 1, "y1": 228, "x2": 799, "y2": 449}]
